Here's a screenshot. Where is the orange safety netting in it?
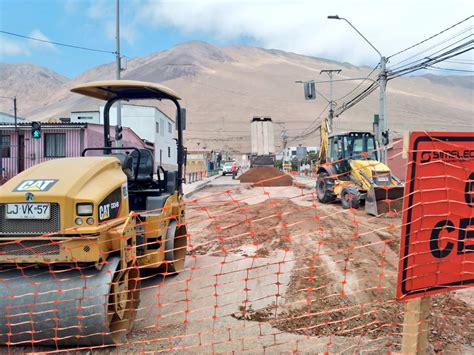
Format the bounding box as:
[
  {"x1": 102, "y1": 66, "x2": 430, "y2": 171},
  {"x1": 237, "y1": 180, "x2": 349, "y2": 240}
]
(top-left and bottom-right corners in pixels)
[{"x1": 0, "y1": 135, "x2": 472, "y2": 354}]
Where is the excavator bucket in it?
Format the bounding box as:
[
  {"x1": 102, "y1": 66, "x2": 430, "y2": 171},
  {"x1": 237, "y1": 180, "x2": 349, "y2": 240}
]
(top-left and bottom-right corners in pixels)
[{"x1": 365, "y1": 186, "x2": 404, "y2": 216}]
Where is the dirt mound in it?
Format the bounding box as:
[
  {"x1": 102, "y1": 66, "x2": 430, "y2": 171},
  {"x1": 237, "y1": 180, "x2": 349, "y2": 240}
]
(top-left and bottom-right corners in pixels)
[{"x1": 238, "y1": 167, "x2": 293, "y2": 186}]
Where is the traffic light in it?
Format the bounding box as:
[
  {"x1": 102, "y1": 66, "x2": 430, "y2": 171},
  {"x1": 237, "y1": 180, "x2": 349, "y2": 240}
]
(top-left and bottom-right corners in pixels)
[
  {"x1": 31, "y1": 121, "x2": 41, "y2": 139},
  {"x1": 304, "y1": 82, "x2": 316, "y2": 100},
  {"x1": 115, "y1": 125, "x2": 123, "y2": 141}
]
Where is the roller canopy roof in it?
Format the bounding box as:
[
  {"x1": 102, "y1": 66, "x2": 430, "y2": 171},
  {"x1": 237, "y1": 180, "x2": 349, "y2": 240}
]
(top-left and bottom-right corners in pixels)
[{"x1": 71, "y1": 80, "x2": 181, "y2": 101}]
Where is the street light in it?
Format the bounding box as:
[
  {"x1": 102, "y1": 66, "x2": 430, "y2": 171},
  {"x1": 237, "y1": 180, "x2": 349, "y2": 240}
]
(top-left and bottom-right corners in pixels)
[{"x1": 328, "y1": 15, "x2": 389, "y2": 164}]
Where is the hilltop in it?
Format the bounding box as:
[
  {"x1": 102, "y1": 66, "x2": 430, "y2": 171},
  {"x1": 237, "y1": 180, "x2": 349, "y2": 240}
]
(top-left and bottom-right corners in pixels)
[{"x1": 0, "y1": 41, "x2": 472, "y2": 151}]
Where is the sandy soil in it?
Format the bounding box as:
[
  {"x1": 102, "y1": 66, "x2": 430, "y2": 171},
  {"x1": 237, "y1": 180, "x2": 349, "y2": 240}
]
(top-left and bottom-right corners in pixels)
[
  {"x1": 125, "y1": 181, "x2": 472, "y2": 353},
  {"x1": 3, "y1": 179, "x2": 472, "y2": 354}
]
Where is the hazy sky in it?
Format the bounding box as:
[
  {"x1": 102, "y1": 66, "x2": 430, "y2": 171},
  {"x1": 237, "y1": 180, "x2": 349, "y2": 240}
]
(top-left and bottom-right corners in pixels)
[{"x1": 0, "y1": 0, "x2": 472, "y2": 77}]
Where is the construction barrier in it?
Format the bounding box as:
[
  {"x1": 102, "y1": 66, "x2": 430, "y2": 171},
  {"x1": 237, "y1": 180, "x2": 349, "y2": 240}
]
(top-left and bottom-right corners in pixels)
[
  {"x1": 0, "y1": 133, "x2": 472, "y2": 353},
  {"x1": 186, "y1": 158, "x2": 207, "y2": 183}
]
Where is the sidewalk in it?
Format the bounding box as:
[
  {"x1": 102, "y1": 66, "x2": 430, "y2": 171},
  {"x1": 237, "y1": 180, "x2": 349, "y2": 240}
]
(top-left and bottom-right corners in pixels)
[{"x1": 183, "y1": 173, "x2": 221, "y2": 198}]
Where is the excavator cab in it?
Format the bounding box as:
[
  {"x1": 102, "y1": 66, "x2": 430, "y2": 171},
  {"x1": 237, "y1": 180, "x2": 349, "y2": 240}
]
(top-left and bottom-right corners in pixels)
[
  {"x1": 0, "y1": 80, "x2": 188, "y2": 347},
  {"x1": 328, "y1": 132, "x2": 378, "y2": 171}
]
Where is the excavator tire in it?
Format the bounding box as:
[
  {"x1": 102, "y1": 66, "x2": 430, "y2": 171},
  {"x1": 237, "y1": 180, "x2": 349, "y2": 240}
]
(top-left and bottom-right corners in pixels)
[
  {"x1": 340, "y1": 185, "x2": 361, "y2": 209},
  {"x1": 317, "y1": 171, "x2": 337, "y2": 203}
]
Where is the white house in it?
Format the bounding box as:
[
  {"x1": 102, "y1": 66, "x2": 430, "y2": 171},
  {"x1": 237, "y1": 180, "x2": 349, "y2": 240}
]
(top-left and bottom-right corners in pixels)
[
  {"x1": 70, "y1": 110, "x2": 100, "y2": 123},
  {"x1": 70, "y1": 104, "x2": 177, "y2": 170},
  {"x1": 283, "y1": 146, "x2": 319, "y2": 162}
]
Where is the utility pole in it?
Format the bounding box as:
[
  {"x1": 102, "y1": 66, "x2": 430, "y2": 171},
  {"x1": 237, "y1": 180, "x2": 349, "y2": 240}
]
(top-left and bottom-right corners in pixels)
[
  {"x1": 0, "y1": 95, "x2": 19, "y2": 178},
  {"x1": 320, "y1": 69, "x2": 341, "y2": 133},
  {"x1": 274, "y1": 121, "x2": 288, "y2": 162},
  {"x1": 13, "y1": 97, "x2": 20, "y2": 174},
  {"x1": 378, "y1": 57, "x2": 388, "y2": 163},
  {"x1": 281, "y1": 129, "x2": 288, "y2": 162},
  {"x1": 115, "y1": 0, "x2": 122, "y2": 147},
  {"x1": 328, "y1": 15, "x2": 388, "y2": 164}
]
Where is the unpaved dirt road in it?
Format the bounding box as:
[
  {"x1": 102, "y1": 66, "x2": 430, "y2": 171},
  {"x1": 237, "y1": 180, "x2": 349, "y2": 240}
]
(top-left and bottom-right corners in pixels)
[
  {"x1": 123, "y1": 177, "x2": 473, "y2": 354},
  {"x1": 4, "y1": 176, "x2": 472, "y2": 354}
]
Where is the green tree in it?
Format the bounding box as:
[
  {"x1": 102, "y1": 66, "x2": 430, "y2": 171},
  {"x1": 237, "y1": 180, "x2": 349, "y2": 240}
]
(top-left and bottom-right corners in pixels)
[
  {"x1": 307, "y1": 151, "x2": 319, "y2": 163},
  {"x1": 291, "y1": 158, "x2": 299, "y2": 171}
]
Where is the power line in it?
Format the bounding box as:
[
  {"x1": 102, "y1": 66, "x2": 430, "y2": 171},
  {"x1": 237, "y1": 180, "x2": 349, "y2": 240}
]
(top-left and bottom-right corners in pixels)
[
  {"x1": 389, "y1": 26, "x2": 472, "y2": 70},
  {"x1": 389, "y1": 39, "x2": 473, "y2": 74},
  {"x1": 389, "y1": 47, "x2": 473, "y2": 79},
  {"x1": 388, "y1": 40, "x2": 473, "y2": 79},
  {"x1": 301, "y1": 17, "x2": 473, "y2": 126},
  {"x1": 294, "y1": 67, "x2": 380, "y2": 136},
  {"x1": 443, "y1": 58, "x2": 474, "y2": 64},
  {"x1": 334, "y1": 81, "x2": 379, "y2": 117},
  {"x1": 0, "y1": 30, "x2": 116, "y2": 54},
  {"x1": 387, "y1": 15, "x2": 473, "y2": 59},
  {"x1": 389, "y1": 33, "x2": 473, "y2": 73},
  {"x1": 426, "y1": 65, "x2": 474, "y2": 73},
  {"x1": 388, "y1": 48, "x2": 473, "y2": 80}
]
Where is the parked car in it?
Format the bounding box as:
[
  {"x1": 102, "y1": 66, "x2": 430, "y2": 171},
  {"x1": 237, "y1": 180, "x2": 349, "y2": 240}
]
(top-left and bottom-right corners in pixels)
[{"x1": 222, "y1": 161, "x2": 239, "y2": 176}]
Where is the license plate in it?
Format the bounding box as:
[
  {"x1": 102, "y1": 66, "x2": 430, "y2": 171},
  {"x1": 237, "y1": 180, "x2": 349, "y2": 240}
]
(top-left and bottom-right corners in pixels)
[
  {"x1": 5, "y1": 203, "x2": 51, "y2": 220},
  {"x1": 377, "y1": 175, "x2": 389, "y2": 182}
]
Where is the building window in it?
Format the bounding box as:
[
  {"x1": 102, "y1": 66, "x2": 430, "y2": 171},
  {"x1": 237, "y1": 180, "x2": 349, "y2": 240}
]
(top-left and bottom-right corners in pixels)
[
  {"x1": 44, "y1": 133, "x2": 66, "y2": 157},
  {"x1": 160, "y1": 118, "x2": 165, "y2": 137},
  {"x1": 168, "y1": 122, "x2": 172, "y2": 133},
  {"x1": 168, "y1": 146, "x2": 171, "y2": 158},
  {"x1": 291, "y1": 150, "x2": 296, "y2": 156},
  {"x1": 1, "y1": 135, "x2": 11, "y2": 158},
  {"x1": 156, "y1": 122, "x2": 160, "y2": 134}
]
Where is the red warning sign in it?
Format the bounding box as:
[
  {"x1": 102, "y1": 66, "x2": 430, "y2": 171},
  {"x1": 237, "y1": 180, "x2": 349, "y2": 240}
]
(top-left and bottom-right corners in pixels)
[{"x1": 397, "y1": 132, "x2": 474, "y2": 300}]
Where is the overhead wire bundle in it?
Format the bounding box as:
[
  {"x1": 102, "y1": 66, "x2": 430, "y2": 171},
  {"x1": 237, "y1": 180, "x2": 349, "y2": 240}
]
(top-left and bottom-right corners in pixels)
[{"x1": 292, "y1": 15, "x2": 473, "y2": 141}]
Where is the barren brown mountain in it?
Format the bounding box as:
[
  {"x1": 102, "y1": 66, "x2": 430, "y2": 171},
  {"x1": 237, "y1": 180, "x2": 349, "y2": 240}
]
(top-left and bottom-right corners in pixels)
[
  {"x1": 1, "y1": 41, "x2": 472, "y2": 152},
  {"x1": 0, "y1": 62, "x2": 68, "y2": 117}
]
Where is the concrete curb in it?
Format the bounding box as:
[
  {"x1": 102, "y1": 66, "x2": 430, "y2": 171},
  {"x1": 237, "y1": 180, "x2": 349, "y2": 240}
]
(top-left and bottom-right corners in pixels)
[{"x1": 183, "y1": 174, "x2": 221, "y2": 198}]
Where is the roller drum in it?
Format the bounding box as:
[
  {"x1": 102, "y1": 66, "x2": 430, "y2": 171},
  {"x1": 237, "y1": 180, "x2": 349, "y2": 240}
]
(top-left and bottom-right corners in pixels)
[{"x1": 0, "y1": 257, "x2": 129, "y2": 347}]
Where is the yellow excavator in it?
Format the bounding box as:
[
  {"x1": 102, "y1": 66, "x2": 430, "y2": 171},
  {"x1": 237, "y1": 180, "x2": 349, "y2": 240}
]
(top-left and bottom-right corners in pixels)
[
  {"x1": 0, "y1": 81, "x2": 187, "y2": 346},
  {"x1": 316, "y1": 117, "x2": 404, "y2": 215}
]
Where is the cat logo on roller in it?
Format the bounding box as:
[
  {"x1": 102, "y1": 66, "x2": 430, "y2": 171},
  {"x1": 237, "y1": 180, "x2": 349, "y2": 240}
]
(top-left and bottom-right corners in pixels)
[
  {"x1": 14, "y1": 179, "x2": 58, "y2": 192},
  {"x1": 98, "y1": 188, "x2": 121, "y2": 222},
  {"x1": 99, "y1": 205, "x2": 110, "y2": 220}
]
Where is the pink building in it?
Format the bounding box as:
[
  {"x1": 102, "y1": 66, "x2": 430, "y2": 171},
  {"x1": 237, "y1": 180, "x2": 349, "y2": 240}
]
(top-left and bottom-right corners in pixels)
[{"x1": 0, "y1": 122, "x2": 151, "y2": 180}]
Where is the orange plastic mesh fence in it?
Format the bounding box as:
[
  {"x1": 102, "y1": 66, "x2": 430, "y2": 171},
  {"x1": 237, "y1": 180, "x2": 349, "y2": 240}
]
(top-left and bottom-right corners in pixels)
[{"x1": 0, "y1": 136, "x2": 472, "y2": 354}]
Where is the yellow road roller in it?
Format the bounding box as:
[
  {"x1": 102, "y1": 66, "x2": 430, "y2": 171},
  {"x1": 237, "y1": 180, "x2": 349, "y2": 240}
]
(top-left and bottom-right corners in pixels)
[{"x1": 0, "y1": 81, "x2": 187, "y2": 346}]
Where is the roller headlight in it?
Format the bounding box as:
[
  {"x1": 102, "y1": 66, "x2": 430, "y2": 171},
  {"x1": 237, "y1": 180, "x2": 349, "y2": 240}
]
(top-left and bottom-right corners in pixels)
[{"x1": 76, "y1": 203, "x2": 93, "y2": 216}]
